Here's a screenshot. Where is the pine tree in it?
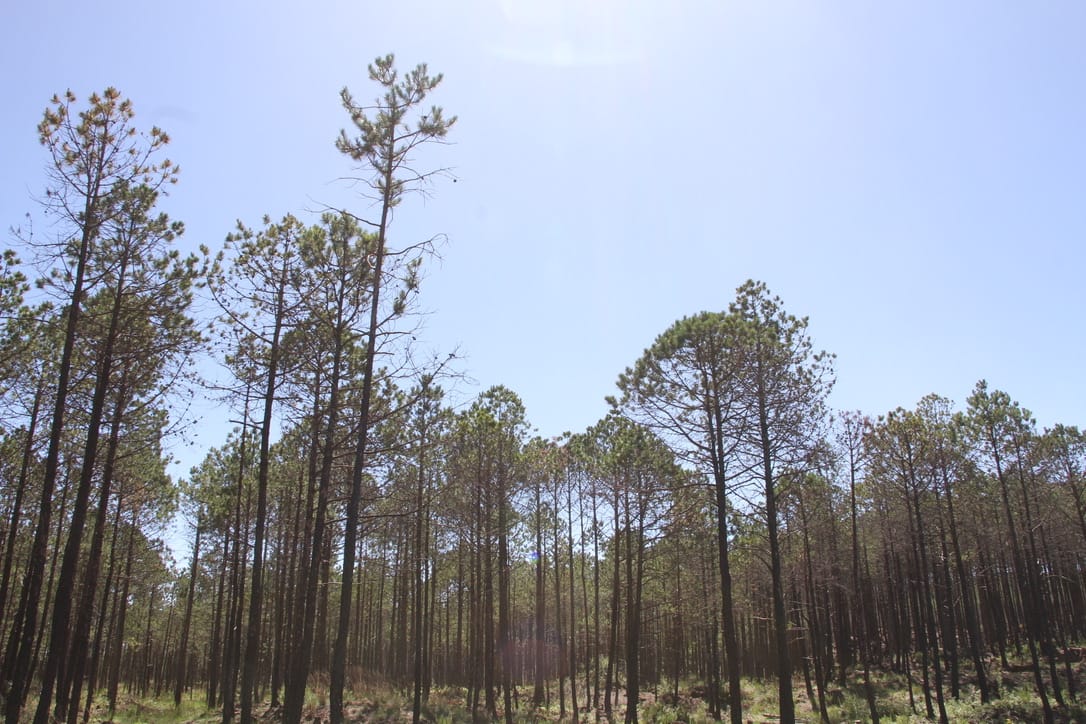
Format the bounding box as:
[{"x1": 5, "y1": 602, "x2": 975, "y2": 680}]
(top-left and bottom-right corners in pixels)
[{"x1": 327, "y1": 54, "x2": 455, "y2": 724}]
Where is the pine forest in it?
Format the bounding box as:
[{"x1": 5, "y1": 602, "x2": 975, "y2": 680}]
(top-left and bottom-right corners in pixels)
[{"x1": 1, "y1": 57, "x2": 1085, "y2": 724}]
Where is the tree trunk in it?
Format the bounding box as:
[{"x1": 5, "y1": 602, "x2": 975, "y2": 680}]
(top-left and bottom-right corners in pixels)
[
  {"x1": 532, "y1": 476, "x2": 545, "y2": 707},
  {"x1": 63, "y1": 378, "x2": 130, "y2": 724},
  {"x1": 754, "y1": 369, "x2": 793, "y2": 724},
  {"x1": 604, "y1": 486, "x2": 620, "y2": 719},
  {"x1": 412, "y1": 406, "x2": 430, "y2": 724},
  {"x1": 846, "y1": 435, "x2": 879, "y2": 723},
  {"x1": 284, "y1": 330, "x2": 345, "y2": 724},
  {"x1": 81, "y1": 490, "x2": 125, "y2": 724},
  {"x1": 623, "y1": 488, "x2": 643, "y2": 724},
  {"x1": 174, "y1": 519, "x2": 202, "y2": 707},
  {"x1": 107, "y1": 521, "x2": 136, "y2": 716},
  {"x1": 567, "y1": 472, "x2": 580, "y2": 723},
  {"x1": 5, "y1": 170, "x2": 96, "y2": 724},
  {"x1": 941, "y1": 468, "x2": 988, "y2": 702},
  {"x1": 241, "y1": 259, "x2": 288, "y2": 724},
  {"x1": 34, "y1": 249, "x2": 132, "y2": 724},
  {"x1": 0, "y1": 378, "x2": 43, "y2": 641}
]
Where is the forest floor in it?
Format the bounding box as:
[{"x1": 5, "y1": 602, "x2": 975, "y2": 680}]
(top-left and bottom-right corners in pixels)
[{"x1": 94, "y1": 660, "x2": 1086, "y2": 723}]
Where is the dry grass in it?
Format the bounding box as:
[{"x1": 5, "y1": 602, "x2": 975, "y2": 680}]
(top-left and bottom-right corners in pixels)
[{"x1": 92, "y1": 653, "x2": 1086, "y2": 724}]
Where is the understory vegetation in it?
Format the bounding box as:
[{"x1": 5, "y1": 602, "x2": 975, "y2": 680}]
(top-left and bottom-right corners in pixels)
[{"x1": 93, "y1": 663, "x2": 1086, "y2": 724}]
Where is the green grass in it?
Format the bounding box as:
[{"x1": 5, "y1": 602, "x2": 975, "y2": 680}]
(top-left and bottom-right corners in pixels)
[
  {"x1": 84, "y1": 692, "x2": 218, "y2": 724},
  {"x1": 94, "y1": 653, "x2": 1086, "y2": 724}
]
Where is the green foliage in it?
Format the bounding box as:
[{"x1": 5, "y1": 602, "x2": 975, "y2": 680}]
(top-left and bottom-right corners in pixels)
[
  {"x1": 12, "y1": 58, "x2": 1086, "y2": 724},
  {"x1": 36, "y1": 87, "x2": 180, "y2": 293},
  {"x1": 0, "y1": 249, "x2": 28, "y2": 319},
  {"x1": 337, "y1": 54, "x2": 456, "y2": 207},
  {"x1": 968, "y1": 697, "x2": 1086, "y2": 724},
  {"x1": 90, "y1": 693, "x2": 217, "y2": 724}
]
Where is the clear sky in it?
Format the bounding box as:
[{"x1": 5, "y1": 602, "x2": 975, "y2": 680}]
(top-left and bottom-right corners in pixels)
[{"x1": 3, "y1": 1, "x2": 1084, "y2": 480}]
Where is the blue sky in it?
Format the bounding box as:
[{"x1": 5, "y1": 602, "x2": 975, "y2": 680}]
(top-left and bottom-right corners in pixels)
[{"x1": 3, "y1": 0, "x2": 1085, "y2": 480}]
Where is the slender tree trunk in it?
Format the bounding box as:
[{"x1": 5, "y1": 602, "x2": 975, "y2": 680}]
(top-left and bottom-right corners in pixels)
[
  {"x1": 942, "y1": 469, "x2": 988, "y2": 701},
  {"x1": 456, "y1": 533, "x2": 464, "y2": 690},
  {"x1": 81, "y1": 490, "x2": 125, "y2": 724},
  {"x1": 139, "y1": 585, "x2": 157, "y2": 697},
  {"x1": 914, "y1": 482, "x2": 950, "y2": 723},
  {"x1": 533, "y1": 475, "x2": 545, "y2": 707},
  {"x1": 330, "y1": 98, "x2": 395, "y2": 724},
  {"x1": 469, "y1": 497, "x2": 482, "y2": 716},
  {"x1": 754, "y1": 370, "x2": 793, "y2": 724},
  {"x1": 790, "y1": 577, "x2": 817, "y2": 720},
  {"x1": 567, "y1": 472, "x2": 580, "y2": 723},
  {"x1": 623, "y1": 492, "x2": 643, "y2": 724},
  {"x1": 990, "y1": 439, "x2": 1053, "y2": 722},
  {"x1": 64, "y1": 378, "x2": 130, "y2": 724},
  {"x1": 284, "y1": 331, "x2": 344, "y2": 724},
  {"x1": 5, "y1": 176, "x2": 96, "y2": 724},
  {"x1": 174, "y1": 519, "x2": 202, "y2": 707},
  {"x1": 936, "y1": 524, "x2": 960, "y2": 700},
  {"x1": 222, "y1": 416, "x2": 252, "y2": 724},
  {"x1": 28, "y1": 465, "x2": 72, "y2": 688},
  {"x1": 707, "y1": 400, "x2": 743, "y2": 724},
  {"x1": 207, "y1": 535, "x2": 229, "y2": 709},
  {"x1": 578, "y1": 489, "x2": 592, "y2": 709},
  {"x1": 241, "y1": 260, "x2": 287, "y2": 724},
  {"x1": 483, "y1": 473, "x2": 496, "y2": 718},
  {"x1": 848, "y1": 446, "x2": 879, "y2": 722},
  {"x1": 498, "y1": 462, "x2": 513, "y2": 724},
  {"x1": 424, "y1": 504, "x2": 437, "y2": 700},
  {"x1": 555, "y1": 488, "x2": 568, "y2": 719},
  {"x1": 592, "y1": 484, "x2": 601, "y2": 714},
  {"x1": 1015, "y1": 457, "x2": 1065, "y2": 708},
  {"x1": 702, "y1": 548, "x2": 721, "y2": 720},
  {"x1": 412, "y1": 407, "x2": 429, "y2": 724},
  {"x1": 269, "y1": 483, "x2": 295, "y2": 708},
  {"x1": 34, "y1": 252, "x2": 131, "y2": 724},
  {"x1": 0, "y1": 379, "x2": 43, "y2": 642},
  {"x1": 713, "y1": 475, "x2": 742, "y2": 724},
  {"x1": 107, "y1": 521, "x2": 136, "y2": 716},
  {"x1": 604, "y1": 487, "x2": 620, "y2": 719},
  {"x1": 797, "y1": 493, "x2": 830, "y2": 724},
  {"x1": 670, "y1": 562, "x2": 683, "y2": 704}
]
